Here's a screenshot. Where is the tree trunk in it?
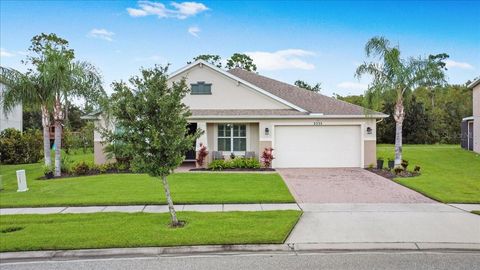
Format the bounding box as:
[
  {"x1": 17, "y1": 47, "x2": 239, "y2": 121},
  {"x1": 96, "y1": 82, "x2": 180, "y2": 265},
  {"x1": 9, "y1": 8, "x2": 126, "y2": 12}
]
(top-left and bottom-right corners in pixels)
[
  {"x1": 41, "y1": 106, "x2": 51, "y2": 167},
  {"x1": 160, "y1": 175, "x2": 179, "y2": 226},
  {"x1": 53, "y1": 98, "x2": 63, "y2": 177},
  {"x1": 393, "y1": 97, "x2": 405, "y2": 167}
]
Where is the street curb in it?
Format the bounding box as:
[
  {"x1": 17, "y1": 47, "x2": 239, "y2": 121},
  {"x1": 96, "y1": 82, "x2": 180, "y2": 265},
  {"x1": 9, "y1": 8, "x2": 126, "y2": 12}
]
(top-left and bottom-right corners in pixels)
[{"x1": 1, "y1": 242, "x2": 479, "y2": 263}]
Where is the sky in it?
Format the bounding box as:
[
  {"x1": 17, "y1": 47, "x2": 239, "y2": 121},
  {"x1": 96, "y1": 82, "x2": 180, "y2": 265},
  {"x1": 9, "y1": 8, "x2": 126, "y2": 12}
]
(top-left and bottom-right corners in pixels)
[{"x1": 1, "y1": 0, "x2": 479, "y2": 97}]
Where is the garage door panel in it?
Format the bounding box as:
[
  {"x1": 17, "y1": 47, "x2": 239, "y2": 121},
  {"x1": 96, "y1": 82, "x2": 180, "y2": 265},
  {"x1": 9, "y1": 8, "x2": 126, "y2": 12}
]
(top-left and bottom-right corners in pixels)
[{"x1": 274, "y1": 125, "x2": 361, "y2": 168}]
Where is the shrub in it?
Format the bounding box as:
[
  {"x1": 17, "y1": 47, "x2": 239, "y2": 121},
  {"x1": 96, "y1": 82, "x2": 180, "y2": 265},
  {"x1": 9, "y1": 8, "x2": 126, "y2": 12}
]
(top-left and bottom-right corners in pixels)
[
  {"x1": 98, "y1": 164, "x2": 109, "y2": 174},
  {"x1": 73, "y1": 161, "x2": 91, "y2": 175},
  {"x1": 61, "y1": 155, "x2": 74, "y2": 174},
  {"x1": 261, "y1": 147, "x2": 275, "y2": 168},
  {"x1": 43, "y1": 165, "x2": 54, "y2": 175},
  {"x1": 377, "y1": 157, "x2": 384, "y2": 161},
  {"x1": 207, "y1": 158, "x2": 261, "y2": 171},
  {"x1": 208, "y1": 159, "x2": 225, "y2": 170},
  {"x1": 196, "y1": 143, "x2": 208, "y2": 167},
  {"x1": 104, "y1": 142, "x2": 133, "y2": 170},
  {"x1": 244, "y1": 158, "x2": 261, "y2": 169},
  {"x1": 231, "y1": 157, "x2": 246, "y2": 168},
  {"x1": 414, "y1": 165, "x2": 421, "y2": 172},
  {"x1": 0, "y1": 128, "x2": 42, "y2": 164},
  {"x1": 394, "y1": 166, "x2": 404, "y2": 175},
  {"x1": 401, "y1": 159, "x2": 409, "y2": 170}
]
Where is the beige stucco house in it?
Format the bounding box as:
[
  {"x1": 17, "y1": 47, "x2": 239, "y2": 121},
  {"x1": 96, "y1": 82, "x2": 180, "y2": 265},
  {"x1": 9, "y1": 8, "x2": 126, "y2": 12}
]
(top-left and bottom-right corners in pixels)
[
  {"x1": 90, "y1": 60, "x2": 387, "y2": 168},
  {"x1": 0, "y1": 83, "x2": 23, "y2": 132},
  {"x1": 462, "y1": 77, "x2": 480, "y2": 153}
]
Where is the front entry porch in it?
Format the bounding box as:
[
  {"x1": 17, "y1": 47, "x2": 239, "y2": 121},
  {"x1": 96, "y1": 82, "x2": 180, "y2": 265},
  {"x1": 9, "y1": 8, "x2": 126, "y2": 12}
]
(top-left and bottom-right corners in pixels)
[{"x1": 189, "y1": 122, "x2": 264, "y2": 167}]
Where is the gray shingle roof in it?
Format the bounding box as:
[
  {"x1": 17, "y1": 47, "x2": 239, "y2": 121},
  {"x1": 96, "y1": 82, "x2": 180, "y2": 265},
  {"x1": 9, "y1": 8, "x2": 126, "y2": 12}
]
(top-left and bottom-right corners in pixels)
[
  {"x1": 228, "y1": 68, "x2": 383, "y2": 116},
  {"x1": 190, "y1": 109, "x2": 307, "y2": 116}
]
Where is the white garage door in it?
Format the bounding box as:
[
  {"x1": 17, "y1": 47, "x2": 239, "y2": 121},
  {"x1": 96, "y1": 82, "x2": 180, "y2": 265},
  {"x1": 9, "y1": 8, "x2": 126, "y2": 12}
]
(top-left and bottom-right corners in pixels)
[{"x1": 274, "y1": 125, "x2": 362, "y2": 168}]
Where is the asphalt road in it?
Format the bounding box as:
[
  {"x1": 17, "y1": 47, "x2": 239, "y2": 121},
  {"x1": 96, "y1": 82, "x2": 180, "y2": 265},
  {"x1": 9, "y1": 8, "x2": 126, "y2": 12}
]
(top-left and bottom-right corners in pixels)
[{"x1": 2, "y1": 251, "x2": 480, "y2": 270}]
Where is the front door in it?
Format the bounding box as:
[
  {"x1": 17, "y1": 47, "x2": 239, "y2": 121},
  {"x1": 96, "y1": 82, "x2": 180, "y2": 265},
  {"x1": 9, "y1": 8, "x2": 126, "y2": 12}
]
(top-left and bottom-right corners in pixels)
[{"x1": 185, "y1": 123, "x2": 197, "y2": 160}]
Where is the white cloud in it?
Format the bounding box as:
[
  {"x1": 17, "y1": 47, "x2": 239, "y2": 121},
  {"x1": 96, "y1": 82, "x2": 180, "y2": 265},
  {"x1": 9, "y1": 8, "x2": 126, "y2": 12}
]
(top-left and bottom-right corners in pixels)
[
  {"x1": 1, "y1": 48, "x2": 16, "y2": 57},
  {"x1": 188, "y1": 26, "x2": 200, "y2": 37},
  {"x1": 127, "y1": 1, "x2": 208, "y2": 19},
  {"x1": 337, "y1": 81, "x2": 368, "y2": 91},
  {"x1": 171, "y1": 2, "x2": 208, "y2": 19},
  {"x1": 88, "y1": 28, "x2": 115, "y2": 42},
  {"x1": 445, "y1": 59, "x2": 474, "y2": 70},
  {"x1": 245, "y1": 49, "x2": 316, "y2": 71}
]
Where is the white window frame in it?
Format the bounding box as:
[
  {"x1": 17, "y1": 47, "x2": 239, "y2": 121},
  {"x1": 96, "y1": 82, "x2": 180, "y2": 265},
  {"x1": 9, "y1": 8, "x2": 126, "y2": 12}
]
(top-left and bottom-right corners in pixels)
[{"x1": 216, "y1": 123, "x2": 249, "y2": 155}]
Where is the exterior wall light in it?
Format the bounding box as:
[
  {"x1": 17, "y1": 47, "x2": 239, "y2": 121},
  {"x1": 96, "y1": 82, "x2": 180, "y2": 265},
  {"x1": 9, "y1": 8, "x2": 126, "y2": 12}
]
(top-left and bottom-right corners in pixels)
[
  {"x1": 265, "y1": 127, "x2": 270, "y2": 136},
  {"x1": 366, "y1": 127, "x2": 372, "y2": 134}
]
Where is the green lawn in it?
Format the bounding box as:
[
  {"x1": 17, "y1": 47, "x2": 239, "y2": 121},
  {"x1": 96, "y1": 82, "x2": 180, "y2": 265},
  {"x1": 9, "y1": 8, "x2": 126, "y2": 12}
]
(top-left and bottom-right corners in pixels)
[
  {"x1": 377, "y1": 144, "x2": 480, "y2": 203},
  {"x1": 0, "y1": 160, "x2": 294, "y2": 207},
  {"x1": 0, "y1": 211, "x2": 301, "y2": 252},
  {"x1": 472, "y1": 211, "x2": 480, "y2": 215}
]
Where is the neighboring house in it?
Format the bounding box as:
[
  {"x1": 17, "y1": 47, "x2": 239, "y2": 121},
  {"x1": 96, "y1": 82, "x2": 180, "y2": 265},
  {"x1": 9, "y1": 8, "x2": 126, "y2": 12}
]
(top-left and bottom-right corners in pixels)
[
  {"x1": 0, "y1": 83, "x2": 23, "y2": 132},
  {"x1": 89, "y1": 60, "x2": 387, "y2": 168},
  {"x1": 461, "y1": 77, "x2": 480, "y2": 153}
]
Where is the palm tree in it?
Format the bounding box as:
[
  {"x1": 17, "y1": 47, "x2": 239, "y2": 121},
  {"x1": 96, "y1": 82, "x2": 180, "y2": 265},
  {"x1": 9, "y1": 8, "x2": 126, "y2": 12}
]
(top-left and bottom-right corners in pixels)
[
  {"x1": 1, "y1": 33, "x2": 105, "y2": 176},
  {"x1": 42, "y1": 49, "x2": 105, "y2": 176},
  {"x1": 1, "y1": 66, "x2": 55, "y2": 167},
  {"x1": 356, "y1": 37, "x2": 447, "y2": 166}
]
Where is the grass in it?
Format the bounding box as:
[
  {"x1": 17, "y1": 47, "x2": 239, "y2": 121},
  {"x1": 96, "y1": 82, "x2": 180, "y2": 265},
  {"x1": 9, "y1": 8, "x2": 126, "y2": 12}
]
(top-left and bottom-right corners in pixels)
[
  {"x1": 0, "y1": 210, "x2": 301, "y2": 252},
  {"x1": 0, "y1": 152, "x2": 294, "y2": 207},
  {"x1": 377, "y1": 144, "x2": 480, "y2": 203},
  {"x1": 472, "y1": 211, "x2": 480, "y2": 215}
]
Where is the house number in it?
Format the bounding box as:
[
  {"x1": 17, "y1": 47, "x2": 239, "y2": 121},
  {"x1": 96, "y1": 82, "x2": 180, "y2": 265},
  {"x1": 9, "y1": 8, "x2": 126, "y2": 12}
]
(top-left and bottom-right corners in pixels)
[{"x1": 313, "y1": 121, "x2": 323, "y2": 126}]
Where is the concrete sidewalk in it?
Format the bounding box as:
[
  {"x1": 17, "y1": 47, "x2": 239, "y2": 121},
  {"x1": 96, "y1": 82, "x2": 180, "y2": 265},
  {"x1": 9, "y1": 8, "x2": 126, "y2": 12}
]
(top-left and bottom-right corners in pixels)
[
  {"x1": 0, "y1": 203, "x2": 300, "y2": 215},
  {"x1": 287, "y1": 203, "x2": 480, "y2": 244}
]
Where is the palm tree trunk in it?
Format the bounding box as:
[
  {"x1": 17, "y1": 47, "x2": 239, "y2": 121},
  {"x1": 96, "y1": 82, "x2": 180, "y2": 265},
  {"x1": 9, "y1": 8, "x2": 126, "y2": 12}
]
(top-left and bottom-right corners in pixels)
[
  {"x1": 53, "y1": 98, "x2": 63, "y2": 177},
  {"x1": 160, "y1": 175, "x2": 179, "y2": 226},
  {"x1": 393, "y1": 97, "x2": 405, "y2": 167},
  {"x1": 41, "y1": 105, "x2": 51, "y2": 167}
]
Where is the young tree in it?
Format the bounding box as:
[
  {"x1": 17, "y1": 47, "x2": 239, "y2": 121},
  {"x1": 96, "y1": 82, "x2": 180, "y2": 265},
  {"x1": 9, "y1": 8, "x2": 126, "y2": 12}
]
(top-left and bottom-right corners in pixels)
[
  {"x1": 188, "y1": 54, "x2": 222, "y2": 68},
  {"x1": 106, "y1": 65, "x2": 201, "y2": 227},
  {"x1": 356, "y1": 36, "x2": 447, "y2": 166},
  {"x1": 294, "y1": 80, "x2": 321, "y2": 93},
  {"x1": 226, "y1": 53, "x2": 257, "y2": 71}
]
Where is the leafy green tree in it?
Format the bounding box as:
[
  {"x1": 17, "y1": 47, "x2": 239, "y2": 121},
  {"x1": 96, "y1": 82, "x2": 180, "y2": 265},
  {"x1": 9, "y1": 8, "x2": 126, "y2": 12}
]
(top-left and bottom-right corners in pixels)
[
  {"x1": 226, "y1": 53, "x2": 257, "y2": 71},
  {"x1": 189, "y1": 54, "x2": 222, "y2": 68},
  {"x1": 356, "y1": 36, "x2": 447, "y2": 166},
  {"x1": 106, "y1": 65, "x2": 201, "y2": 227},
  {"x1": 294, "y1": 80, "x2": 321, "y2": 92}
]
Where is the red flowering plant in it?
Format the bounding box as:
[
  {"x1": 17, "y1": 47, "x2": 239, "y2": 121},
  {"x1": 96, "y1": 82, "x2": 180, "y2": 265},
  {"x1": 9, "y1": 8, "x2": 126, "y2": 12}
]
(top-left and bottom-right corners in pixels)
[
  {"x1": 196, "y1": 143, "x2": 209, "y2": 167},
  {"x1": 261, "y1": 147, "x2": 275, "y2": 168}
]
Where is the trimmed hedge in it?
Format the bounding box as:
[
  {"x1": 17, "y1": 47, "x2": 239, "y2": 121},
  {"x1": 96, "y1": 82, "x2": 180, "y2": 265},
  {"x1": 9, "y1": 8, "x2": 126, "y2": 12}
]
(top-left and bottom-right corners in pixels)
[
  {"x1": 208, "y1": 158, "x2": 261, "y2": 171},
  {"x1": 0, "y1": 128, "x2": 42, "y2": 164}
]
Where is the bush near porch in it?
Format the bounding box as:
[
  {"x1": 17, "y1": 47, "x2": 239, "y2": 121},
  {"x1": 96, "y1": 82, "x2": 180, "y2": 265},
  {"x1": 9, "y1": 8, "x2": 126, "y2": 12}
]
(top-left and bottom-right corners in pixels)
[{"x1": 377, "y1": 144, "x2": 480, "y2": 203}]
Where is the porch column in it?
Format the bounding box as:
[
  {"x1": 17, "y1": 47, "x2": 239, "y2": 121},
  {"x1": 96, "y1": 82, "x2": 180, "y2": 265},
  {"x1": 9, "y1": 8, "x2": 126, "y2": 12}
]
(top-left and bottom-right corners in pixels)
[{"x1": 196, "y1": 121, "x2": 208, "y2": 150}]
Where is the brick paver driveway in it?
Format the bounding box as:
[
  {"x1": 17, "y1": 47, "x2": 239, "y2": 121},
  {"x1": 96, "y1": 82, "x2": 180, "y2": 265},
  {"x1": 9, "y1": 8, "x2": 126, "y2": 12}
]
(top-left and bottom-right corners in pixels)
[{"x1": 278, "y1": 168, "x2": 434, "y2": 203}]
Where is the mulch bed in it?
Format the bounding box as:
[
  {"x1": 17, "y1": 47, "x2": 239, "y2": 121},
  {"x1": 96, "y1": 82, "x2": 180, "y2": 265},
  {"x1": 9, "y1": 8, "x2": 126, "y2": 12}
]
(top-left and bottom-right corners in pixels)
[
  {"x1": 190, "y1": 168, "x2": 275, "y2": 172},
  {"x1": 38, "y1": 170, "x2": 131, "y2": 180},
  {"x1": 367, "y1": 168, "x2": 420, "y2": 179}
]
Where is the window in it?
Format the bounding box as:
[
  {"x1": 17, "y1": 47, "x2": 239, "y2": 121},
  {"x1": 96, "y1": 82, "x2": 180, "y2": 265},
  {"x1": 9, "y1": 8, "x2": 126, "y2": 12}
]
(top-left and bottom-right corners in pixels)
[
  {"x1": 191, "y1": 81, "x2": 212, "y2": 95},
  {"x1": 218, "y1": 124, "x2": 247, "y2": 152}
]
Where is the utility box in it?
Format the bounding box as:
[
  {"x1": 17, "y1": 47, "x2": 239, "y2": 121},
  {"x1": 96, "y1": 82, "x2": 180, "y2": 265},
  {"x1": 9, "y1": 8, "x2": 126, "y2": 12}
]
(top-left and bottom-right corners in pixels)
[{"x1": 16, "y1": 170, "x2": 28, "y2": 192}]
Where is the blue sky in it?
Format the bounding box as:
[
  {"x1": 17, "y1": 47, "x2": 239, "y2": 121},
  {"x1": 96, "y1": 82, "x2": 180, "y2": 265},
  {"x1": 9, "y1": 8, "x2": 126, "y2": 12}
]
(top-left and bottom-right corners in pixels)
[{"x1": 1, "y1": 0, "x2": 479, "y2": 97}]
